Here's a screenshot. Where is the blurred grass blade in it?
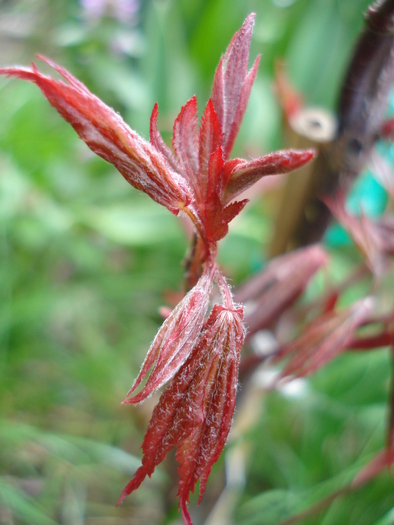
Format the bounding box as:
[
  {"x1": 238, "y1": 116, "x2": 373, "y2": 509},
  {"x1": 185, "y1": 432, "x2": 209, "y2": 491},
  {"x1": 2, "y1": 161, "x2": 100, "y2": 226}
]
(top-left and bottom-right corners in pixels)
[{"x1": 0, "y1": 478, "x2": 59, "y2": 525}]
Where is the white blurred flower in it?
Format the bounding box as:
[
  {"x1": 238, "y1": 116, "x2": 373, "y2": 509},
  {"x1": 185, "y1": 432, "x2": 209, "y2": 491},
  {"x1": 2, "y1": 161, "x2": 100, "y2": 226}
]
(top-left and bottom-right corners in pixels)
[{"x1": 81, "y1": 0, "x2": 140, "y2": 24}]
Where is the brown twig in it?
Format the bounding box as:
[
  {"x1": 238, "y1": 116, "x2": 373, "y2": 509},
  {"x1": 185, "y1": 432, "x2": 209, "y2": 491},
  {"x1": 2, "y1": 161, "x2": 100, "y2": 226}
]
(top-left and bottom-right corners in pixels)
[{"x1": 271, "y1": 0, "x2": 394, "y2": 252}]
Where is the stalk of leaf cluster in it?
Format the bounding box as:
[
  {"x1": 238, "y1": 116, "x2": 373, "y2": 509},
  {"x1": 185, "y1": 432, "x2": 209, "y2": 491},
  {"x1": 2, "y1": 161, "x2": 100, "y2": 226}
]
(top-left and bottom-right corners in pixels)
[{"x1": 117, "y1": 274, "x2": 244, "y2": 525}]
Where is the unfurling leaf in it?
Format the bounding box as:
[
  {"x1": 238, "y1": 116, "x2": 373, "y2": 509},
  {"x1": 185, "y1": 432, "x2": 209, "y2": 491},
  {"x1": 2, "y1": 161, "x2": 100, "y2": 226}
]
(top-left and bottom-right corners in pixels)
[
  {"x1": 222, "y1": 149, "x2": 315, "y2": 203},
  {"x1": 172, "y1": 95, "x2": 200, "y2": 191},
  {"x1": 325, "y1": 194, "x2": 383, "y2": 274},
  {"x1": 118, "y1": 301, "x2": 244, "y2": 525},
  {"x1": 211, "y1": 13, "x2": 260, "y2": 159},
  {"x1": 326, "y1": 194, "x2": 394, "y2": 275},
  {"x1": 276, "y1": 297, "x2": 373, "y2": 379},
  {"x1": 198, "y1": 98, "x2": 223, "y2": 204},
  {"x1": 0, "y1": 57, "x2": 193, "y2": 215},
  {"x1": 123, "y1": 264, "x2": 216, "y2": 404},
  {"x1": 235, "y1": 244, "x2": 328, "y2": 338},
  {"x1": 150, "y1": 102, "x2": 180, "y2": 173}
]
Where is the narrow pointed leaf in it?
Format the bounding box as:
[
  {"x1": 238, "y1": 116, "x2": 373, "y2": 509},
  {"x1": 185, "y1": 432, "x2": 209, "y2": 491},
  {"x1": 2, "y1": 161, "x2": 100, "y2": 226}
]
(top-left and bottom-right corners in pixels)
[
  {"x1": 177, "y1": 304, "x2": 244, "y2": 522},
  {"x1": 202, "y1": 146, "x2": 248, "y2": 242},
  {"x1": 150, "y1": 102, "x2": 180, "y2": 173},
  {"x1": 210, "y1": 199, "x2": 249, "y2": 243},
  {"x1": 198, "y1": 99, "x2": 223, "y2": 203},
  {"x1": 211, "y1": 13, "x2": 260, "y2": 159},
  {"x1": 220, "y1": 199, "x2": 248, "y2": 225},
  {"x1": 123, "y1": 265, "x2": 215, "y2": 404},
  {"x1": 0, "y1": 57, "x2": 193, "y2": 215},
  {"x1": 277, "y1": 298, "x2": 373, "y2": 379},
  {"x1": 235, "y1": 245, "x2": 328, "y2": 338},
  {"x1": 118, "y1": 337, "x2": 210, "y2": 506},
  {"x1": 324, "y1": 194, "x2": 387, "y2": 274},
  {"x1": 222, "y1": 149, "x2": 315, "y2": 203},
  {"x1": 172, "y1": 95, "x2": 199, "y2": 189},
  {"x1": 206, "y1": 145, "x2": 225, "y2": 203}
]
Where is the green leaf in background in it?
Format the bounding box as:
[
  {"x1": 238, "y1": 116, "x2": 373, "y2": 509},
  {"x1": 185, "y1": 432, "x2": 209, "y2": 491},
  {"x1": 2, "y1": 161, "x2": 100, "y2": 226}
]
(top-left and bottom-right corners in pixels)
[
  {"x1": 80, "y1": 201, "x2": 184, "y2": 246},
  {"x1": 0, "y1": 478, "x2": 59, "y2": 525}
]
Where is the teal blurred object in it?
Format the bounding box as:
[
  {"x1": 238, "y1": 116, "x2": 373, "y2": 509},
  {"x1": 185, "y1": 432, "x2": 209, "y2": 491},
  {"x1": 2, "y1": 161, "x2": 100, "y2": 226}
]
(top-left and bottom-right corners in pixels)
[
  {"x1": 325, "y1": 78, "x2": 394, "y2": 249},
  {"x1": 347, "y1": 172, "x2": 388, "y2": 217},
  {"x1": 324, "y1": 161, "x2": 389, "y2": 248}
]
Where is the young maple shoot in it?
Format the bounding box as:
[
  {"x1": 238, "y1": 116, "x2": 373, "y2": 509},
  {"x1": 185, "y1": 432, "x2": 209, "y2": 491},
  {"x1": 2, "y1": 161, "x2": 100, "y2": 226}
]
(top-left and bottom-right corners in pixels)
[{"x1": 0, "y1": 14, "x2": 315, "y2": 525}]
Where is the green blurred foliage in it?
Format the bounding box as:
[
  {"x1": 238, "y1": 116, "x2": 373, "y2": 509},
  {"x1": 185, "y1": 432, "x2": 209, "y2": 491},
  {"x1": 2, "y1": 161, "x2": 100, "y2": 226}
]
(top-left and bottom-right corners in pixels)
[{"x1": 0, "y1": 0, "x2": 392, "y2": 524}]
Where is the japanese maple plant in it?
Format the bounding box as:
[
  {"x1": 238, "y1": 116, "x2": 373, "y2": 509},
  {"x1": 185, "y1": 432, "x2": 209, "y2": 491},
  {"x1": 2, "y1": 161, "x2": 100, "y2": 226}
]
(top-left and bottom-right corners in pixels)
[{"x1": 0, "y1": 15, "x2": 317, "y2": 524}]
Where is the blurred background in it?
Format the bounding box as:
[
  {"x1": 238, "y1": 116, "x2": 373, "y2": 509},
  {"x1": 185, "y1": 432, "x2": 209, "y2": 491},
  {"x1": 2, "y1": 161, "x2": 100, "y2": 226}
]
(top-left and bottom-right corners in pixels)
[{"x1": 1, "y1": 0, "x2": 394, "y2": 524}]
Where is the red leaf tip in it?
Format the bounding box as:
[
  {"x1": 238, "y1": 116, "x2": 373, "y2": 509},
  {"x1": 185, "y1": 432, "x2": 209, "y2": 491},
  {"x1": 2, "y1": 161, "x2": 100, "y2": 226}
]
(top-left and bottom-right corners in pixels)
[{"x1": 211, "y1": 13, "x2": 259, "y2": 159}]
